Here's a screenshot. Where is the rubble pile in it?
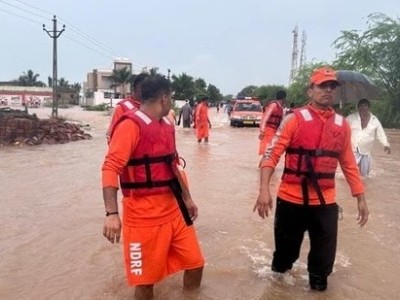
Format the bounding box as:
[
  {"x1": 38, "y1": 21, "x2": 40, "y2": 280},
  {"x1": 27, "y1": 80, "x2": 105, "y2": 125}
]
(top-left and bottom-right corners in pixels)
[{"x1": 0, "y1": 111, "x2": 92, "y2": 146}]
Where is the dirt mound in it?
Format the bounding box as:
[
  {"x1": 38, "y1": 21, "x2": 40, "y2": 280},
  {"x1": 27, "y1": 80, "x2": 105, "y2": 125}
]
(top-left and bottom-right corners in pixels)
[{"x1": 0, "y1": 109, "x2": 92, "y2": 146}]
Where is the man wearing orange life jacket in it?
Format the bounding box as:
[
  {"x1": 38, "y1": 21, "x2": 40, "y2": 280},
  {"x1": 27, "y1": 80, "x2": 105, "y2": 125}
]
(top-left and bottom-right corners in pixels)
[
  {"x1": 253, "y1": 67, "x2": 369, "y2": 292},
  {"x1": 102, "y1": 75, "x2": 204, "y2": 299},
  {"x1": 105, "y1": 73, "x2": 149, "y2": 142},
  {"x1": 258, "y1": 90, "x2": 286, "y2": 155}
]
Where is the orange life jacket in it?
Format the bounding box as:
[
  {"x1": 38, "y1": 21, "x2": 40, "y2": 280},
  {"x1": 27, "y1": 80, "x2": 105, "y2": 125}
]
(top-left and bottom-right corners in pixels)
[
  {"x1": 119, "y1": 97, "x2": 140, "y2": 112},
  {"x1": 107, "y1": 97, "x2": 140, "y2": 140},
  {"x1": 115, "y1": 110, "x2": 179, "y2": 197},
  {"x1": 282, "y1": 107, "x2": 346, "y2": 203},
  {"x1": 264, "y1": 100, "x2": 284, "y2": 129}
]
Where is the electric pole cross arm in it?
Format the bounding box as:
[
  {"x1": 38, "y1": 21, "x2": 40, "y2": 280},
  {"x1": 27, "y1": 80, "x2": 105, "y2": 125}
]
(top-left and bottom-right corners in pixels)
[{"x1": 43, "y1": 15, "x2": 65, "y2": 118}]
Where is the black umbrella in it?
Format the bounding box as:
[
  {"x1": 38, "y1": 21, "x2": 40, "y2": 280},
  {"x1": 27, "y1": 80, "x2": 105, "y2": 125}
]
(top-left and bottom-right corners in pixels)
[{"x1": 335, "y1": 70, "x2": 380, "y2": 107}]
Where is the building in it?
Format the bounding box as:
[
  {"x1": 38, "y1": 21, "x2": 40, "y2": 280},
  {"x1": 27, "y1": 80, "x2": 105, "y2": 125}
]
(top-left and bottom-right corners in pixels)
[
  {"x1": 0, "y1": 85, "x2": 52, "y2": 108},
  {"x1": 82, "y1": 59, "x2": 133, "y2": 106}
]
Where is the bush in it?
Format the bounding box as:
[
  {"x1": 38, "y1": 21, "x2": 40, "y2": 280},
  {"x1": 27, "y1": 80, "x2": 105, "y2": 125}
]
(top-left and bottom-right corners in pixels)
[{"x1": 82, "y1": 103, "x2": 109, "y2": 111}]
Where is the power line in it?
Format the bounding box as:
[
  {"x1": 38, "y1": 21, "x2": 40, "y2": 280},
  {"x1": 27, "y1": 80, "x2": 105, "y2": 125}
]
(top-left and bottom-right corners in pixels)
[
  {"x1": 3, "y1": 0, "x2": 123, "y2": 59},
  {"x1": 0, "y1": 0, "x2": 48, "y2": 21},
  {"x1": 14, "y1": 0, "x2": 53, "y2": 16},
  {"x1": 1, "y1": 0, "x2": 153, "y2": 72},
  {"x1": 63, "y1": 34, "x2": 115, "y2": 60},
  {"x1": 0, "y1": 6, "x2": 44, "y2": 25},
  {"x1": 64, "y1": 25, "x2": 123, "y2": 58}
]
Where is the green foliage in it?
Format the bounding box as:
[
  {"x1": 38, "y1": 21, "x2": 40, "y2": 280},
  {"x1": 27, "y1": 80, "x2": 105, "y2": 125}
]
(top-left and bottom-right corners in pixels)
[
  {"x1": 171, "y1": 73, "x2": 223, "y2": 104},
  {"x1": 207, "y1": 84, "x2": 223, "y2": 104},
  {"x1": 82, "y1": 103, "x2": 109, "y2": 111},
  {"x1": 256, "y1": 85, "x2": 287, "y2": 106},
  {"x1": 14, "y1": 69, "x2": 45, "y2": 87},
  {"x1": 237, "y1": 85, "x2": 258, "y2": 97},
  {"x1": 194, "y1": 78, "x2": 207, "y2": 100},
  {"x1": 222, "y1": 94, "x2": 234, "y2": 101},
  {"x1": 333, "y1": 13, "x2": 400, "y2": 127},
  {"x1": 171, "y1": 73, "x2": 196, "y2": 100},
  {"x1": 110, "y1": 67, "x2": 132, "y2": 98}
]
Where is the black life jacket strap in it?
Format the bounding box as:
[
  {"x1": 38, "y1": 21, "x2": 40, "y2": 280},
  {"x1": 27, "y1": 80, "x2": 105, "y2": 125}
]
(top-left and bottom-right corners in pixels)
[
  {"x1": 283, "y1": 146, "x2": 328, "y2": 205},
  {"x1": 125, "y1": 153, "x2": 176, "y2": 189},
  {"x1": 286, "y1": 147, "x2": 340, "y2": 158},
  {"x1": 120, "y1": 179, "x2": 175, "y2": 189},
  {"x1": 168, "y1": 178, "x2": 193, "y2": 226},
  {"x1": 304, "y1": 153, "x2": 326, "y2": 205},
  {"x1": 283, "y1": 168, "x2": 335, "y2": 179},
  {"x1": 127, "y1": 153, "x2": 176, "y2": 166}
]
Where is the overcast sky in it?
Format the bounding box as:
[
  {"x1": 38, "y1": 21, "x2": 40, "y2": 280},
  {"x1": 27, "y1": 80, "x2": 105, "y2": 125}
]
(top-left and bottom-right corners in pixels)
[{"x1": 0, "y1": 0, "x2": 398, "y2": 95}]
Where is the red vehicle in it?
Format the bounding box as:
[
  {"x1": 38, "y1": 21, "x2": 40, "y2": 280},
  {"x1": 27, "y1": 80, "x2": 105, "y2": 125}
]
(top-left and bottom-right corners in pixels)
[{"x1": 229, "y1": 97, "x2": 263, "y2": 127}]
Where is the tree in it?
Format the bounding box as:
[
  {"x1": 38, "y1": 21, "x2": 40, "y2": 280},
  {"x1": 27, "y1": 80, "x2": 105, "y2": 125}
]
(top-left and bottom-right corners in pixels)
[
  {"x1": 70, "y1": 82, "x2": 81, "y2": 105},
  {"x1": 58, "y1": 77, "x2": 70, "y2": 88},
  {"x1": 15, "y1": 69, "x2": 45, "y2": 87},
  {"x1": 171, "y1": 73, "x2": 196, "y2": 100},
  {"x1": 222, "y1": 94, "x2": 234, "y2": 101},
  {"x1": 333, "y1": 13, "x2": 400, "y2": 126},
  {"x1": 110, "y1": 67, "x2": 132, "y2": 98},
  {"x1": 237, "y1": 85, "x2": 258, "y2": 97},
  {"x1": 149, "y1": 67, "x2": 160, "y2": 76},
  {"x1": 194, "y1": 78, "x2": 207, "y2": 100},
  {"x1": 207, "y1": 84, "x2": 223, "y2": 104},
  {"x1": 256, "y1": 85, "x2": 287, "y2": 106}
]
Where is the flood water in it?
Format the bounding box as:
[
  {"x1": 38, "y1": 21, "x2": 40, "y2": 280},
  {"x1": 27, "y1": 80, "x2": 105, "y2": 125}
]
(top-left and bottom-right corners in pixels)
[{"x1": 1, "y1": 107, "x2": 399, "y2": 299}]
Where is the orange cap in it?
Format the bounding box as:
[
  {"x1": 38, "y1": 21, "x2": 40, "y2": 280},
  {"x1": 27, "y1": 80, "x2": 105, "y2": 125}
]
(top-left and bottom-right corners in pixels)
[{"x1": 309, "y1": 67, "x2": 340, "y2": 86}]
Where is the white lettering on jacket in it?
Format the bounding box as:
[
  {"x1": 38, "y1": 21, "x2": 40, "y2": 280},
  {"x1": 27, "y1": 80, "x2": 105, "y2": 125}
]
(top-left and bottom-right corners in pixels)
[{"x1": 130, "y1": 243, "x2": 143, "y2": 275}]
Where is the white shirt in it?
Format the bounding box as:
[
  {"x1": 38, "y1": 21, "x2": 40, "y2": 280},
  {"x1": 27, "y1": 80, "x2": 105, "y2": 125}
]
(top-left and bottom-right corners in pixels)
[{"x1": 346, "y1": 112, "x2": 390, "y2": 155}]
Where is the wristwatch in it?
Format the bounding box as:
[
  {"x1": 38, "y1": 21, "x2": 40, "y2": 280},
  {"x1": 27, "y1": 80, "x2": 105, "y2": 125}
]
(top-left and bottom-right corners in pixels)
[{"x1": 105, "y1": 211, "x2": 119, "y2": 216}]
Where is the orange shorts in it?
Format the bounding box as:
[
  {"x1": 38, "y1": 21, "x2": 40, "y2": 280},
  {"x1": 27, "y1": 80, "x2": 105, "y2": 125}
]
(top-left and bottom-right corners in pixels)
[{"x1": 123, "y1": 214, "x2": 205, "y2": 286}]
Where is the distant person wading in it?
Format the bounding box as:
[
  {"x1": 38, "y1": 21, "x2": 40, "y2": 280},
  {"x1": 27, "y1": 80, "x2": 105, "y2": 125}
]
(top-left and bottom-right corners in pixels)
[{"x1": 178, "y1": 100, "x2": 193, "y2": 128}]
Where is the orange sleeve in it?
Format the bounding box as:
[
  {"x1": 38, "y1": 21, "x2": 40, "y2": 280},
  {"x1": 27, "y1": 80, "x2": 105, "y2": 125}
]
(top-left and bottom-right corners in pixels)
[
  {"x1": 102, "y1": 119, "x2": 139, "y2": 188},
  {"x1": 259, "y1": 114, "x2": 297, "y2": 169},
  {"x1": 106, "y1": 105, "x2": 125, "y2": 137},
  {"x1": 112, "y1": 105, "x2": 125, "y2": 123},
  {"x1": 338, "y1": 120, "x2": 365, "y2": 196}
]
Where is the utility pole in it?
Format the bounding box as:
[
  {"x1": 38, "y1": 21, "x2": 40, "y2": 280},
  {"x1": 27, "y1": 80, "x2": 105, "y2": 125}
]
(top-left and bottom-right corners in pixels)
[{"x1": 43, "y1": 16, "x2": 65, "y2": 118}]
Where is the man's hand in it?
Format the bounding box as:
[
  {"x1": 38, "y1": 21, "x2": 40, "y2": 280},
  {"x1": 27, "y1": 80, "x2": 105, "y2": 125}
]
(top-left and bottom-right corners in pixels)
[
  {"x1": 384, "y1": 146, "x2": 391, "y2": 154},
  {"x1": 258, "y1": 132, "x2": 265, "y2": 140},
  {"x1": 103, "y1": 215, "x2": 122, "y2": 243},
  {"x1": 356, "y1": 196, "x2": 369, "y2": 227},
  {"x1": 184, "y1": 197, "x2": 198, "y2": 222},
  {"x1": 253, "y1": 191, "x2": 273, "y2": 219}
]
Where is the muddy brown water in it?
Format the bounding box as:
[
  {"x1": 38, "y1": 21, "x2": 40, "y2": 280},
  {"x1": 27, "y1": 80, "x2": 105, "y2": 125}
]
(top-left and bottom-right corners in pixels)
[{"x1": 1, "y1": 107, "x2": 399, "y2": 299}]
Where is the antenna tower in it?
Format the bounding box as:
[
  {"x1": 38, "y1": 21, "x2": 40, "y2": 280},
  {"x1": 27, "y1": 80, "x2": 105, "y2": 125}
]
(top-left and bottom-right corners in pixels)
[
  {"x1": 289, "y1": 25, "x2": 299, "y2": 84},
  {"x1": 299, "y1": 30, "x2": 307, "y2": 68}
]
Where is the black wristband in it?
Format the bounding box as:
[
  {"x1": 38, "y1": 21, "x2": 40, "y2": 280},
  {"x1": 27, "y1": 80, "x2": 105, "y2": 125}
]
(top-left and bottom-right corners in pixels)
[{"x1": 105, "y1": 211, "x2": 119, "y2": 217}]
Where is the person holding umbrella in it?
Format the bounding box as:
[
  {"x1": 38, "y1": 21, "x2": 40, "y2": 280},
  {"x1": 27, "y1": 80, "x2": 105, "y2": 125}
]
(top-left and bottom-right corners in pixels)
[
  {"x1": 253, "y1": 66, "x2": 369, "y2": 292},
  {"x1": 346, "y1": 98, "x2": 391, "y2": 177}
]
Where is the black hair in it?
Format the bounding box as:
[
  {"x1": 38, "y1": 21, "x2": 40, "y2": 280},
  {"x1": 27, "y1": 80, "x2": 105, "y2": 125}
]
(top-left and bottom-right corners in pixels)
[
  {"x1": 357, "y1": 98, "x2": 371, "y2": 108},
  {"x1": 133, "y1": 72, "x2": 149, "y2": 89},
  {"x1": 141, "y1": 75, "x2": 172, "y2": 102},
  {"x1": 276, "y1": 90, "x2": 286, "y2": 100}
]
